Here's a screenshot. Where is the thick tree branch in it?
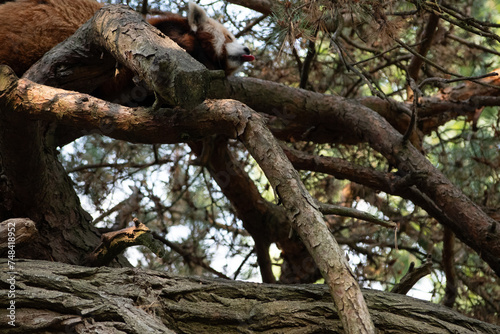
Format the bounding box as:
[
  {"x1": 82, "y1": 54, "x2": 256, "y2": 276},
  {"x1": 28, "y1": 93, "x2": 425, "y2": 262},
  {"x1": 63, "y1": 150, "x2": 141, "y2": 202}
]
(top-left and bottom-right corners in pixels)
[
  {"x1": 0, "y1": 67, "x2": 242, "y2": 144},
  {"x1": 210, "y1": 72, "x2": 500, "y2": 145},
  {"x1": 234, "y1": 102, "x2": 375, "y2": 333},
  {"x1": 1, "y1": 260, "x2": 500, "y2": 334}
]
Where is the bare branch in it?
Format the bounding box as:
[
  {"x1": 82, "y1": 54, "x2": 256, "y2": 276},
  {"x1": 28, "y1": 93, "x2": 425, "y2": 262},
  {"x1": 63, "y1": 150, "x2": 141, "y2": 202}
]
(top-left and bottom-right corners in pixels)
[
  {"x1": 391, "y1": 260, "x2": 433, "y2": 295},
  {"x1": 448, "y1": 34, "x2": 500, "y2": 57},
  {"x1": 407, "y1": 12, "x2": 440, "y2": 82},
  {"x1": 319, "y1": 203, "x2": 397, "y2": 229}
]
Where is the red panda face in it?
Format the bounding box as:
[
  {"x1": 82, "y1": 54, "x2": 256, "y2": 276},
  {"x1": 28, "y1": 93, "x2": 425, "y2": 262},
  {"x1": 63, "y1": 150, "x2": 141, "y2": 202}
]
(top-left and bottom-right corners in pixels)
[
  {"x1": 146, "y1": 3, "x2": 255, "y2": 76},
  {"x1": 187, "y1": 2, "x2": 254, "y2": 76}
]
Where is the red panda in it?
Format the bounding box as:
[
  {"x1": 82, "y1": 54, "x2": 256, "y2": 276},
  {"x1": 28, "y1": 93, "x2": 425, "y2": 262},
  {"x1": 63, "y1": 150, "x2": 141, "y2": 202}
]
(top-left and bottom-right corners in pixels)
[
  {"x1": 0, "y1": 0, "x2": 254, "y2": 77},
  {"x1": 150, "y1": 2, "x2": 255, "y2": 76}
]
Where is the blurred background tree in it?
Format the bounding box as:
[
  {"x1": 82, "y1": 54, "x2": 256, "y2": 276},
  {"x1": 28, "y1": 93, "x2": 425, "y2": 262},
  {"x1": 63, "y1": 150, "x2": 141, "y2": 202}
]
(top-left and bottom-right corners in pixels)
[{"x1": 60, "y1": 0, "x2": 499, "y2": 325}]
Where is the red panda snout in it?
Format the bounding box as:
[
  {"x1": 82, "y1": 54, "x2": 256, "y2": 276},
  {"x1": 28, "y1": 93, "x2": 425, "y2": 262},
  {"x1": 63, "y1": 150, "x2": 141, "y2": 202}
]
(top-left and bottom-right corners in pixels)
[
  {"x1": 187, "y1": 2, "x2": 254, "y2": 76},
  {"x1": 226, "y1": 42, "x2": 255, "y2": 74}
]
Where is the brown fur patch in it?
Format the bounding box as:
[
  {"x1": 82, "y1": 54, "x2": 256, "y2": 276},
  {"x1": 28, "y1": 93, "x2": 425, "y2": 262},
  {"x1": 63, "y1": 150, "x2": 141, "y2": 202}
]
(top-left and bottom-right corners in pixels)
[
  {"x1": 149, "y1": 14, "x2": 196, "y2": 53},
  {"x1": 0, "y1": 0, "x2": 103, "y2": 75}
]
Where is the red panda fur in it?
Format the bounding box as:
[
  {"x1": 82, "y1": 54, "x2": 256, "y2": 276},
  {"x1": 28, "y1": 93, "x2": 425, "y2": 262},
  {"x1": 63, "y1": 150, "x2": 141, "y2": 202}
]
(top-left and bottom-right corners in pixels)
[
  {"x1": 0, "y1": 0, "x2": 253, "y2": 77},
  {"x1": 0, "y1": 0, "x2": 102, "y2": 75},
  {"x1": 149, "y1": 15, "x2": 204, "y2": 66}
]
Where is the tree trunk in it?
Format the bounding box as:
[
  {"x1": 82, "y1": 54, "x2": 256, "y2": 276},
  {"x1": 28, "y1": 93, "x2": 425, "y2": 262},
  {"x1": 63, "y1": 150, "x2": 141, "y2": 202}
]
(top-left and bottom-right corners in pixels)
[
  {"x1": 1, "y1": 259, "x2": 499, "y2": 334},
  {"x1": 0, "y1": 67, "x2": 102, "y2": 264}
]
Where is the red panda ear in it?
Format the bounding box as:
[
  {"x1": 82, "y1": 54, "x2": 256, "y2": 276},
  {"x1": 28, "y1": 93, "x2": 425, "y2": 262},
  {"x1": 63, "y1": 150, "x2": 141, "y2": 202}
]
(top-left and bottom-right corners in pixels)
[{"x1": 188, "y1": 2, "x2": 209, "y2": 32}]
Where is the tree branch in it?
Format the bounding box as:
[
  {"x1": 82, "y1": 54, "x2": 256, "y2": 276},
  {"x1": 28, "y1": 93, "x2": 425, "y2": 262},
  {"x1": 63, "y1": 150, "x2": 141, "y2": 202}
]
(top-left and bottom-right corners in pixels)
[
  {"x1": 2, "y1": 259, "x2": 500, "y2": 333},
  {"x1": 319, "y1": 203, "x2": 397, "y2": 229},
  {"x1": 226, "y1": 0, "x2": 273, "y2": 15},
  {"x1": 391, "y1": 260, "x2": 433, "y2": 295},
  {"x1": 0, "y1": 67, "x2": 244, "y2": 144},
  {"x1": 209, "y1": 76, "x2": 500, "y2": 277},
  {"x1": 233, "y1": 101, "x2": 376, "y2": 333},
  {"x1": 407, "y1": 12, "x2": 440, "y2": 82},
  {"x1": 442, "y1": 227, "x2": 457, "y2": 307}
]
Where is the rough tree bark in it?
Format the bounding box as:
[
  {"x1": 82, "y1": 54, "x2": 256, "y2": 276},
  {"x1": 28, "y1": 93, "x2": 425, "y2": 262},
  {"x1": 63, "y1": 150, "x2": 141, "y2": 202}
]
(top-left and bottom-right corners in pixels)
[
  {"x1": 0, "y1": 70, "x2": 102, "y2": 264},
  {"x1": 1, "y1": 259, "x2": 499, "y2": 334}
]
